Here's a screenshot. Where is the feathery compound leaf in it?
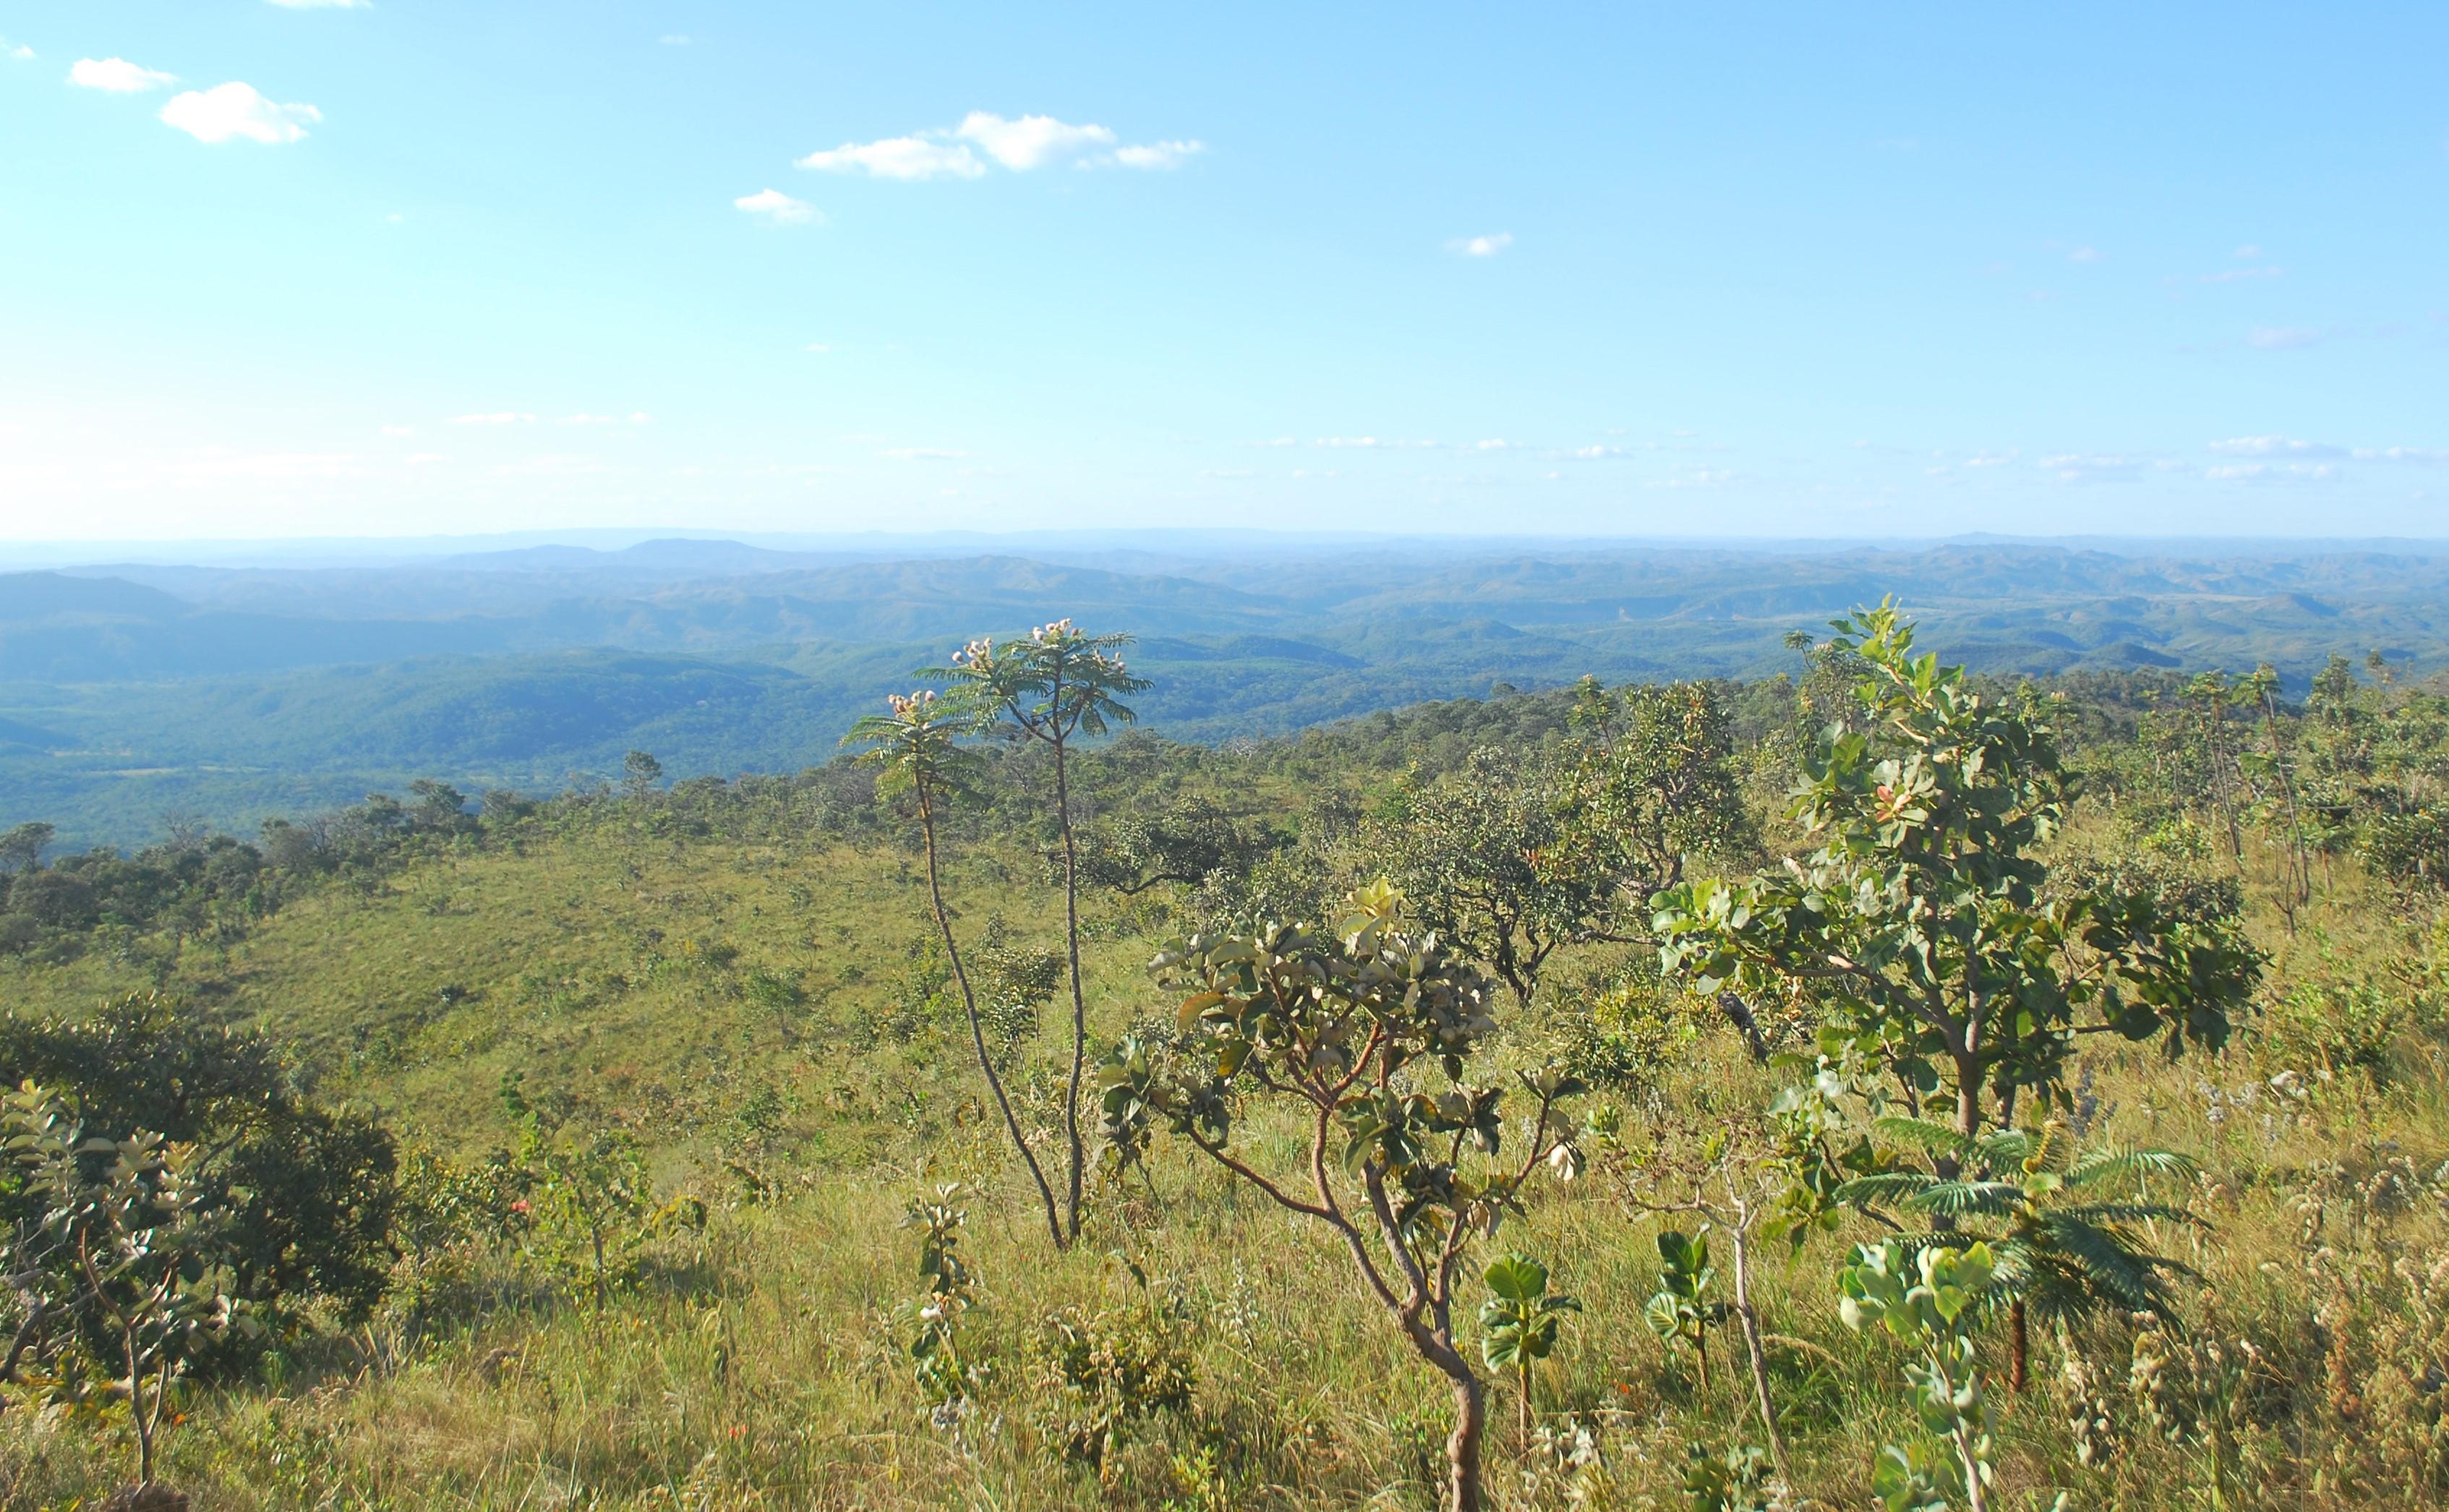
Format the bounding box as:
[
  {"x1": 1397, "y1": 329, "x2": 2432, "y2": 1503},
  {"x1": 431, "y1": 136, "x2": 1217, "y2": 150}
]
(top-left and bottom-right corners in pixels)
[{"x1": 2067, "y1": 1145, "x2": 2199, "y2": 1189}]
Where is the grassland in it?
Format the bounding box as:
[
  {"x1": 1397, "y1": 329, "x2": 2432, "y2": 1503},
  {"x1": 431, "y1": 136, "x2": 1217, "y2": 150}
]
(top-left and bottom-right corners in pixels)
[{"x1": 3, "y1": 688, "x2": 2447, "y2": 1510}]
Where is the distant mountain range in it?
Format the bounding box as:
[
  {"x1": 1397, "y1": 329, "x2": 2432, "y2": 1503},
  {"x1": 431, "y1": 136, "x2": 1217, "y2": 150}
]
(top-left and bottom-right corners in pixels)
[{"x1": 4, "y1": 535, "x2": 2446, "y2": 845}]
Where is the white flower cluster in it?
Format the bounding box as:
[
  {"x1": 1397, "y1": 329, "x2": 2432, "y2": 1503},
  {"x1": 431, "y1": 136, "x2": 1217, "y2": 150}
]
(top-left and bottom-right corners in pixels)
[{"x1": 886, "y1": 689, "x2": 938, "y2": 717}]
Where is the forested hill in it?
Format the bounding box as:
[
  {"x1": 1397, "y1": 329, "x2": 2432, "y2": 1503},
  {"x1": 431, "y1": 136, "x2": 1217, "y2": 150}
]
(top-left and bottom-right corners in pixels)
[{"x1": 4, "y1": 537, "x2": 2448, "y2": 845}]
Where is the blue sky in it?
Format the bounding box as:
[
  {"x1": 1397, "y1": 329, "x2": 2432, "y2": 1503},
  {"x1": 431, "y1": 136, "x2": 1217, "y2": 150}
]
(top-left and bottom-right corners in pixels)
[{"x1": 3, "y1": 1, "x2": 2444, "y2": 541}]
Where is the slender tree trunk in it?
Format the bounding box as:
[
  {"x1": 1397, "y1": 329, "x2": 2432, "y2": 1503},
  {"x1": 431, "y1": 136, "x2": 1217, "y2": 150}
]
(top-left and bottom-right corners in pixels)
[
  {"x1": 921, "y1": 796, "x2": 1065, "y2": 1248},
  {"x1": 1726, "y1": 1210, "x2": 1792, "y2": 1482},
  {"x1": 1053, "y1": 732, "x2": 1088, "y2": 1244},
  {"x1": 1518, "y1": 1364, "x2": 1533, "y2": 1452},
  {"x1": 124, "y1": 1325, "x2": 153, "y2": 1486}
]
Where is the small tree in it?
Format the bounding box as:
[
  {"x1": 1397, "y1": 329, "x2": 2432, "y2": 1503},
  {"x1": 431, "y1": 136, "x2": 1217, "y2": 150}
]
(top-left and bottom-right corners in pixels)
[
  {"x1": 1839, "y1": 1239, "x2": 2001, "y2": 1512},
  {"x1": 1371, "y1": 748, "x2": 1617, "y2": 1008},
  {"x1": 1479, "y1": 1252, "x2": 1579, "y2": 1450},
  {"x1": 5, "y1": 1082, "x2": 252, "y2": 1495},
  {"x1": 846, "y1": 692, "x2": 1064, "y2": 1247},
  {"x1": 0, "y1": 821, "x2": 54, "y2": 875},
  {"x1": 1100, "y1": 881, "x2": 1587, "y2": 1512},
  {"x1": 903, "y1": 1184, "x2": 983, "y2": 1425},
  {"x1": 513, "y1": 1115, "x2": 701, "y2": 1313},
  {"x1": 934, "y1": 621, "x2": 1149, "y2": 1245},
  {"x1": 621, "y1": 749, "x2": 664, "y2": 801},
  {"x1": 1556, "y1": 678, "x2": 1753, "y2": 909},
  {"x1": 1656, "y1": 605, "x2": 2260, "y2": 1437},
  {"x1": 1642, "y1": 1229, "x2": 1727, "y2": 1393}
]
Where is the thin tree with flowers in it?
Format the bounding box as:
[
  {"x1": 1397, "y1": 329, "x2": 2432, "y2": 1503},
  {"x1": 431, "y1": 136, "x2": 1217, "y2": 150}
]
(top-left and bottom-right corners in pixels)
[
  {"x1": 845, "y1": 690, "x2": 1064, "y2": 1247},
  {"x1": 931, "y1": 621, "x2": 1149, "y2": 1244}
]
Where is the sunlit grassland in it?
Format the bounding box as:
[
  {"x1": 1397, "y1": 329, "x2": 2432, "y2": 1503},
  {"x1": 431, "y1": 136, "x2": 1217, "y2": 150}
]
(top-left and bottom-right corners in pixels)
[{"x1": 4, "y1": 813, "x2": 2446, "y2": 1509}]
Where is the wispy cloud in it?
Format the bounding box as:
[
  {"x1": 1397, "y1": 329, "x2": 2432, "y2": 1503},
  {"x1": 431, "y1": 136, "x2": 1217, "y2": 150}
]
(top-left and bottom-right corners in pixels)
[
  {"x1": 1472, "y1": 439, "x2": 1512, "y2": 450},
  {"x1": 2208, "y1": 436, "x2": 2343, "y2": 458},
  {"x1": 800, "y1": 112, "x2": 1197, "y2": 179},
  {"x1": 2247, "y1": 326, "x2": 2325, "y2": 350},
  {"x1": 2067, "y1": 246, "x2": 2103, "y2": 263},
  {"x1": 1449, "y1": 232, "x2": 1513, "y2": 257},
  {"x1": 2206, "y1": 461, "x2": 2340, "y2": 484},
  {"x1": 2354, "y1": 445, "x2": 2449, "y2": 465},
  {"x1": 159, "y1": 82, "x2": 321, "y2": 143},
  {"x1": 658, "y1": 34, "x2": 690, "y2": 46},
  {"x1": 798, "y1": 135, "x2": 984, "y2": 180},
  {"x1": 495, "y1": 455, "x2": 617, "y2": 479},
  {"x1": 734, "y1": 187, "x2": 819, "y2": 224},
  {"x1": 1112, "y1": 140, "x2": 1202, "y2": 169},
  {"x1": 2042, "y1": 453, "x2": 2147, "y2": 484},
  {"x1": 1646, "y1": 469, "x2": 1737, "y2": 490},
  {"x1": 3, "y1": 37, "x2": 34, "y2": 61},
  {"x1": 69, "y1": 57, "x2": 176, "y2": 92}
]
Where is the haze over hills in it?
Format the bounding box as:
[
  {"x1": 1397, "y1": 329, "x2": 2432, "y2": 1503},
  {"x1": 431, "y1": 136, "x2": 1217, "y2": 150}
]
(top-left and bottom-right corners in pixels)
[{"x1": 4, "y1": 532, "x2": 2448, "y2": 845}]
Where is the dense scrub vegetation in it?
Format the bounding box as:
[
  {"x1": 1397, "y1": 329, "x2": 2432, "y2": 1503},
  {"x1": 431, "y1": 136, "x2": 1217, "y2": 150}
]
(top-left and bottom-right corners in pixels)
[{"x1": 3, "y1": 613, "x2": 2448, "y2": 1510}]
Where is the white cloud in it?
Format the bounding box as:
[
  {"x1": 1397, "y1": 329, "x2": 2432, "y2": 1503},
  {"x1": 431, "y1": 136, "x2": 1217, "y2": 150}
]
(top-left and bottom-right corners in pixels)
[
  {"x1": 2234, "y1": 244, "x2": 2262, "y2": 259},
  {"x1": 797, "y1": 136, "x2": 983, "y2": 179},
  {"x1": 1112, "y1": 140, "x2": 1202, "y2": 169},
  {"x1": 955, "y1": 111, "x2": 1115, "y2": 170},
  {"x1": 560, "y1": 414, "x2": 619, "y2": 426},
  {"x1": 69, "y1": 57, "x2": 176, "y2": 92},
  {"x1": 881, "y1": 447, "x2": 965, "y2": 460},
  {"x1": 2205, "y1": 461, "x2": 2341, "y2": 484},
  {"x1": 1646, "y1": 469, "x2": 1736, "y2": 490},
  {"x1": 1450, "y1": 232, "x2": 1513, "y2": 257},
  {"x1": 159, "y1": 82, "x2": 321, "y2": 143},
  {"x1": 2041, "y1": 453, "x2": 2145, "y2": 484},
  {"x1": 1569, "y1": 445, "x2": 1623, "y2": 459},
  {"x1": 658, "y1": 34, "x2": 690, "y2": 46},
  {"x1": 2354, "y1": 445, "x2": 2449, "y2": 465},
  {"x1": 627, "y1": 411, "x2": 652, "y2": 425},
  {"x1": 734, "y1": 187, "x2": 819, "y2": 224},
  {"x1": 495, "y1": 455, "x2": 615, "y2": 478},
  {"x1": 1474, "y1": 439, "x2": 1512, "y2": 450},
  {"x1": 2208, "y1": 436, "x2": 2343, "y2": 458},
  {"x1": 2247, "y1": 326, "x2": 2323, "y2": 350},
  {"x1": 2067, "y1": 246, "x2": 2103, "y2": 263},
  {"x1": 4, "y1": 38, "x2": 33, "y2": 61},
  {"x1": 449, "y1": 411, "x2": 534, "y2": 426},
  {"x1": 804, "y1": 114, "x2": 1200, "y2": 178}
]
